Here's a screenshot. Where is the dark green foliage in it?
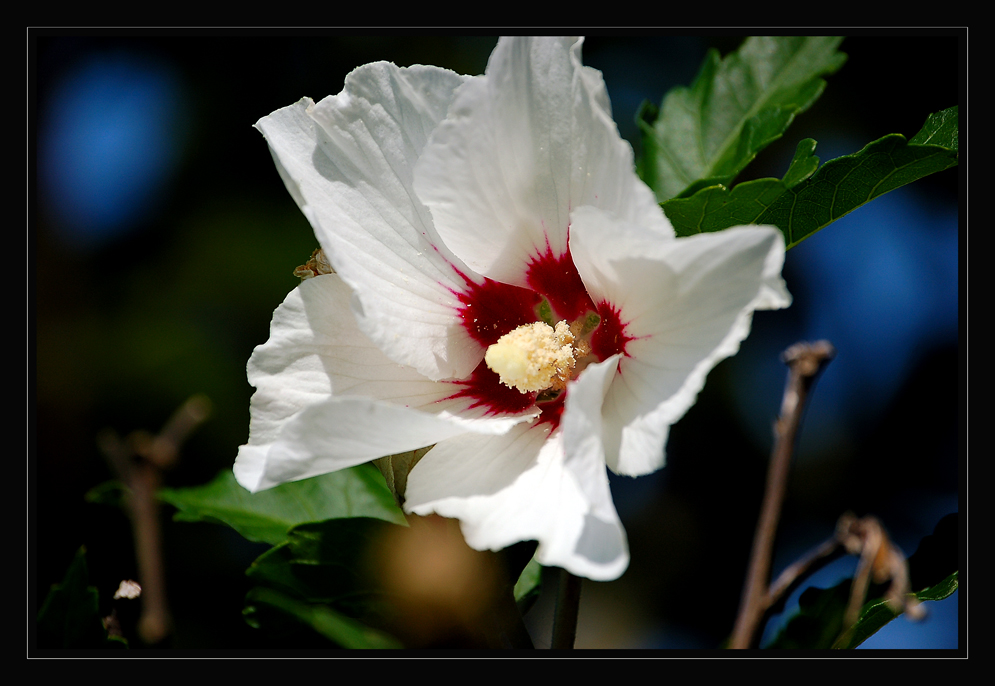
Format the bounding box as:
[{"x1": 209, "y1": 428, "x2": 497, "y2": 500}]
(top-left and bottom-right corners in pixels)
[
  {"x1": 662, "y1": 107, "x2": 958, "y2": 248},
  {"x1": 37, "y1": 547, "x2": 125, "y2": 649},
  {"x1": 243, "y1": 518, "x2": 403, "y2": 647}
]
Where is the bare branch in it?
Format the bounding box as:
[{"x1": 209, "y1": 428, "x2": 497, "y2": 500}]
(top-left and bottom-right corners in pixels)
[
  {"x1": 97, "y1": 395, "x2": 211, "y2": 645},
  {"x1": 730, "y1": 340, "x2": 835, "y2": 649},
  {"x1": 835, "y1": 513, "x2": 924, "y2": 637}
]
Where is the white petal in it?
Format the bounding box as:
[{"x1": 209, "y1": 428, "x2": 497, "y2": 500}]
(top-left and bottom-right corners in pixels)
[
  {"x1": 234, "y1": 274, "x2": 536, "y2": 492},
  {"x1": 403, "y1": 421, "x2": 550, "y2": 504},
  {"x1": 561, "y1": 356, "x2": 622, "y2": 524},
  {"x1": 241, "y1": 395, "x2": 507, "y2": 493},
  {"x1": 413, "y1": 36, "x2": 671, "y2": 287},
  {"x1": 255, "y1": 63, "x2": 484, "y2": 381},
  {"x1": 405, "y1": 359, "x2": 630, "y2": 581},
  {"x1": 570, "y1": 206, "x2": 791, "y2": 476}
]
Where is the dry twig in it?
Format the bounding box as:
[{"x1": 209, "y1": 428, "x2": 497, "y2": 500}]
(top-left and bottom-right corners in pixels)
[
  {"x1": 97, "y1": 395, "x2": 211, "y2": 645},
  {"x1": 835, "y1": 512, "x2": 923, "y2": 632},
  {"x1": 730, "y1": 341, "x2": 835, "y2": 649}
]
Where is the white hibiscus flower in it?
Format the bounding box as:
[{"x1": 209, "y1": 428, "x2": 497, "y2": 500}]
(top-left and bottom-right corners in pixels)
[{"x1": 235, "y1": 37, "x2": 790, "y2": 581}]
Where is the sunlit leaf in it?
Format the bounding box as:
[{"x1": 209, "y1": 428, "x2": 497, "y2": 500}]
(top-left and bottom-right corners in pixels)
[
  {"x1": 832, "y1": 572, "x2": 958, "y2": 649},
  {"x1": 638, "y1": 36, "x2": 847, "y2": 201},
  {"x1": 662, "y1": 107, "x2": 959, "y2": 248},
  {"x1": 159, "y1": 464, "x2": 406, "y2": 546}
]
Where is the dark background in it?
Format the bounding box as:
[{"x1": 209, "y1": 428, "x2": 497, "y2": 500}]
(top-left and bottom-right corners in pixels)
[{"x1": 31, "y1": 31, "x2": 962, "y2": 650}]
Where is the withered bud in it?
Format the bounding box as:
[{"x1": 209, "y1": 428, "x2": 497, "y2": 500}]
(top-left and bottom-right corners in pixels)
[{"x1": 294, "y1": 248, "x2": 335, "y2": 280}]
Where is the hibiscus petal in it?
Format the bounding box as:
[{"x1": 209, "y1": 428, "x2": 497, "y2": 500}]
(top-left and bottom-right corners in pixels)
[
  {"x1": 570, "y1": 205, "x2": 791, "y2": 476},
  {"x1": 254, "y1": 63, "x2": 483, "y2": 381},
  {"x1": 405, "y1": 357, "x2": 630, "y2": 580},
  {"x1": 561, "y1": 356, "x2": 622, "y2": 523},
  {"x1": 234, "y1": 273, "x2": 536, "y2": 492},
  {"x1": 239, "y1": 395, "x2": 510, "y2": 493},
  {"x1": 413, "y1": 37, "x2": 672, "y2": 288}
]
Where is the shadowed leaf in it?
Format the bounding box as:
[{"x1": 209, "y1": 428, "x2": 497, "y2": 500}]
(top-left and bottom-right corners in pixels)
[
  {"x1": 244, "y1": 586, "x2": 402, "y2": 649},
  {"x1": 37, "y1": 546, "x2": 125, "y2": 649},
  {"x1": 159, "y1": 464, "x2": 405, "y2": 546}
]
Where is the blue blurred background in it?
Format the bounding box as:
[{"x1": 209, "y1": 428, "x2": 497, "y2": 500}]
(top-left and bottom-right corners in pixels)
[{"x1": 31, "y1": 32, "x2": 961, "y2": 650}]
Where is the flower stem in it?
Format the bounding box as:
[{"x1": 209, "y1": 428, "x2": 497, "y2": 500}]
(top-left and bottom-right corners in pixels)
[
  {"x1": 729, "y1": 341, "x2": 834, "y2": 649},
  {"x1": 551, "y1": 568, "x2": 582, "y2": 649}
]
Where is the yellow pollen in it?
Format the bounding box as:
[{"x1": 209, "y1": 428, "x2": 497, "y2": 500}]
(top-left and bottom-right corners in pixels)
[{"x1": 484, "y1": 321, "x2": 576, "y2": 393}]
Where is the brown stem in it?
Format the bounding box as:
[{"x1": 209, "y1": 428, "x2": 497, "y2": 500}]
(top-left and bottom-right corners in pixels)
[
  {"x1": 729, "y1": 341, "x2": 835, "y2": 649},
  {"x1": 764, "y1": 537, "x2": 843, "y2": 614},
  {"x1": 833, "y1": 513, "x2": 924, "y2": 643},
  {"x1": 97, "y1": 395, "x2": 211, "y2": 645},
  {"x1": 550, "y1": 569, "x2": 582, "y2": 649}
]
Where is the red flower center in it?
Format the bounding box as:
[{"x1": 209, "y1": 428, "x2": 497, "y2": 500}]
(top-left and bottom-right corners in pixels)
[{"x1": 445, "y1": 246, "x2": 632, "y2": 431}]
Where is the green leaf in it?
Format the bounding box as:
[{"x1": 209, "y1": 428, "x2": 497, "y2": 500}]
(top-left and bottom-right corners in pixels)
[
  {"x1": 37, "y1": 546, "x2": 122, "y2": 649},
  {"x1": 244, "y1": 586, "x2": 402, "y2": 649},
  {"x1": 909, "y1": 106, "x2": 959, "y2": 150},
  {"x1": 638, "y1": 37, "x2": 847, "y2": 202},
  {"x1": 159, "y1": 464, "x2": 406, "y2": 546},
  {"x1": 84, "y1": 479, "x2": 130, "y2": 509},
  {"x1": 372, "y1": 447, "x2": 431, "y2": 506},
  {"x1": 513, "y1": 556, "x2": 543, "y2": 615},
  {"x1": 662, "y1": 107, "x2": 959, "y2": 248},
  {"x1": 246, "y1": 518, "x2": 539, "y2": 649},
  {"x1": 244, "y1": 518, "x2": 405, "y2": 645},
  {"x1": 246, "y1": 517, "x2": 406, "y2": 640},
  {"x1": 832, "y1": 572, "x2": 958, "y2": 649},
  {"x1": 767, "y1": 577, "x2": 852, "y2": 649},
  {"x1": 246, "y1": 518, "x2": 396, "y2": 606}
]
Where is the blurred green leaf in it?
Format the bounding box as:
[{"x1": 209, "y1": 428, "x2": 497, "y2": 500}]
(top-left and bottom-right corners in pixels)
[
  {"x1": 638, "y1": 36, "x2": 847, "y2": 202},
  {"x1": 245, "y1": 518, "x2": 402, "y2": 643},
  {"x1": 246, "y1": 518, "x2": 394, "y2": 602},
  {"x1": 37, "y1": 546, "x2": 123, "y2": 649},
  {"x1": 662, "y1": 107, "x2": 959, "y2": 248},
  {"x1": 159, "y1": 464, "x2": 406, "y2": 546},
  {"x1": 244, "y1": 586, "x2": 401, "y2": 649},
  {"x1": 84, "y1": 480, "x2": 130, "y2": 509},
  {"x1": 513, "y1": 556, "x2": 543, "y2": 615}
]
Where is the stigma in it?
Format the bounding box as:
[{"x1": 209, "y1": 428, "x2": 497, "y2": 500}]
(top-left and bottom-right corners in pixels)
[{"x1": 484, "y1": 321, "x2": 580, "y2": 394}]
